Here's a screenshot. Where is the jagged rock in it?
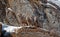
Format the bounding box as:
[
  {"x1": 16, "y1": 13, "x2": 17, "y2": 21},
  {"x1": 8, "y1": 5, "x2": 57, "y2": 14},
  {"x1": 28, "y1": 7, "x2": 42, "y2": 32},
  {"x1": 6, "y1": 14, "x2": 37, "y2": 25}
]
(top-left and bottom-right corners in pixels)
[
  {"x1": 4, "y1": 0, "x2": 46, "y2": 28},
  {"x1": 1, "y1": 0, "x2": 60, "y2": 37}
]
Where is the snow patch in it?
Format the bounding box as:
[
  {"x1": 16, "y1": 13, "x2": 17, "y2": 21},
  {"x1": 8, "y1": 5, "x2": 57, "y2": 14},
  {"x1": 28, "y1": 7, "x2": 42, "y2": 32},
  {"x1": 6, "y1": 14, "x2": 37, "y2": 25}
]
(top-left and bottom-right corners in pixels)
[
  {"x1": 47, "y1": 3, "x2": 57, "y2": 9},
  {"x1": 2, "y1": 23, "x2": 22, "y2": 32},
  {"x1": 2, "y1": 23, "x2": 34, "y2": 33},
  {"x1": 48, "y1": 0, "x2": 60, "y2": 7},
  {"x1": 8, "y1": 8, "x2": 13, "y2": 11}
]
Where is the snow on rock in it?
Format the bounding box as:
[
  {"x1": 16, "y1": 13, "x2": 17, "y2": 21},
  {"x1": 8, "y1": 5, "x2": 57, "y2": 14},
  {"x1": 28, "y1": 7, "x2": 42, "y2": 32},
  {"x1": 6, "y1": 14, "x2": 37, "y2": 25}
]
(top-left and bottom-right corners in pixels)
[
  {"x1": 2, "y1": 23, "x2": 34, "y2": 33},
  {"x1": 2, "y1": 23, "x2": 23, "y2": 33},
  {"x1": 47, "y1": 0, "x2": 60, "y2": 7},
  {"x1": 46, "y1": 3, "x2": 57, "y2": 9}
]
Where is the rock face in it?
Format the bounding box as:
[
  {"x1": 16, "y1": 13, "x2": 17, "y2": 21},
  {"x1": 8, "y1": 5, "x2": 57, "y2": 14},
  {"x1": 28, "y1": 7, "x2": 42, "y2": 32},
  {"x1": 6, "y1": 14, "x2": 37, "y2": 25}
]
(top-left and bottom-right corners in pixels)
[
  {"x1": 1, "y1": 0, "x2": 60, "y2": 37},
  {"x1": 5, "y1": 0, "x2": 60, "y2": 31},
  {"x1": 4, "y1": 0, "x2": 45, "y2": 28}
]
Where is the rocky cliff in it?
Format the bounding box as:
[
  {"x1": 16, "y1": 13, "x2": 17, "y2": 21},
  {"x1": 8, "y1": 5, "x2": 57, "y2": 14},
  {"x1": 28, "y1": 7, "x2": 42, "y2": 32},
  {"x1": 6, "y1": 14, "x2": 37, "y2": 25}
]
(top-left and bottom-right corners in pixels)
[{"x1": 1, "y1": 0, "x2": 60, "y2": 37}]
